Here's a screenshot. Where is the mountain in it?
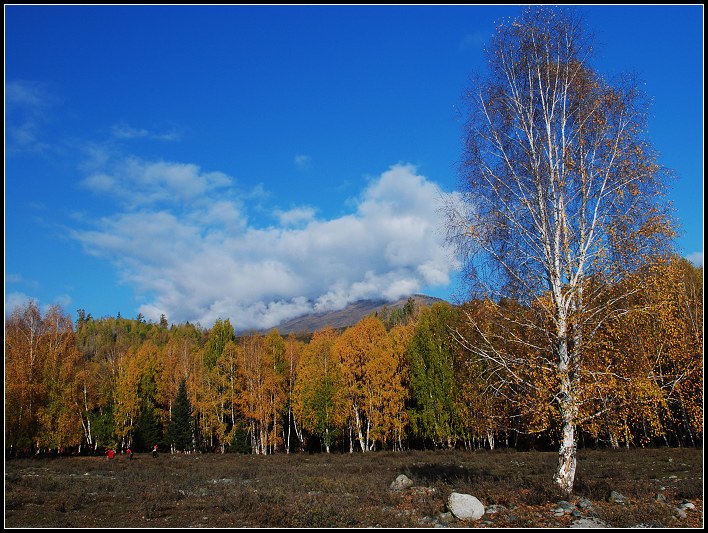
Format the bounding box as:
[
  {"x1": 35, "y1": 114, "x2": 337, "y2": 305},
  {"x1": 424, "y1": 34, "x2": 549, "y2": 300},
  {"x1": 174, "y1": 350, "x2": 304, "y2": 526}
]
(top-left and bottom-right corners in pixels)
[{"x1": 270, "y1": 294, "x2": 446, "y2": 335}]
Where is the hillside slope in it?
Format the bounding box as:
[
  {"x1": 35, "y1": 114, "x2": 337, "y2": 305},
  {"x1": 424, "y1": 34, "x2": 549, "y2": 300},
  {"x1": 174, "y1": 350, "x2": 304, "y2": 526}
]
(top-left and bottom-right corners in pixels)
[{"x1": 271, "y1": 294, "x2": 445, "y2": 334}]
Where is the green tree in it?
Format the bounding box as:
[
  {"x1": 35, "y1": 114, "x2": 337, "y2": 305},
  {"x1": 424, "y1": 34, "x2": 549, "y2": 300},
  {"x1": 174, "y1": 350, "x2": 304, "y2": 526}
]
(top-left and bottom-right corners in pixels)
[
  {"x1": 407, "y1": 303, "x2": 459, "y2": 448},
  {"x1": 204, "y1": 318, "x2": 235, "y2": 370},
  {"x1": 133, "y1": 401, "x2": 163, "y2": 452},
  {"x1": 167, "y1": 378, "x2": 193, "y2": 452}
]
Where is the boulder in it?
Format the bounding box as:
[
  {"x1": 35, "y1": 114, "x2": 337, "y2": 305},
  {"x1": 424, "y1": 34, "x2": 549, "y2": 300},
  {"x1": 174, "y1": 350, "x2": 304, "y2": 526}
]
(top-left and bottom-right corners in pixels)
[
  {"x1": 555, "y1": 500, "x2": 576, "y2": 514},
  {"x1": 447, "y1": 492, "x2": 485, "y2": 521},
  {"x1": 390, "y1": 474, "x2": 414, "y2": 491},
  {"x1": 577, "y1": 497, "x2": 593, "y2": 510},
  {"x1": 608, "y1": 490, "x2": 629, "y2": 504},
  {"x1": 679, "y1": 500, "x2": 695, "y2": 510}
]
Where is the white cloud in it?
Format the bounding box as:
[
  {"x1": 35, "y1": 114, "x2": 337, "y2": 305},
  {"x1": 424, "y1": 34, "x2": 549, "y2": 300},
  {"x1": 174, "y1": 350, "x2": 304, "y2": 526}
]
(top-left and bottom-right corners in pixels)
[
  {"x1": 4, "y1": 292, "x2": 72, "y2": 318},
  {"x1": 6, "y1": 80, "x2": 55, "y2": 154},
  {"x1": 6, "y1": 80, "x2": 54, "y2": 108},
  {"x1": 72, "y1": 162, "x2": 458, "y2": 330},
  {"x1": 112, "y1": 123, "x2": 149, "y2": 139},
  {"x1": 4, "y1": 292, "x2": 36, "y2": 317},
  {"x1": 111, "y1": 122, "x2": 180, "y2": 141},
  {"x1": 50, "y1": 294, "x2": 73, "y2": 311},
  {"x1": 81, "y1": 157, "x2": 234, "y2": 209},
  {"x1": 6, "y1": 273, "x2": 25, "y2": 284},
  {"x1": 275, "y1": 206, "x2": 316, "y2": 227},
  {"x1": 686, "y1": 251, "x2": 703, "y2": 267}
]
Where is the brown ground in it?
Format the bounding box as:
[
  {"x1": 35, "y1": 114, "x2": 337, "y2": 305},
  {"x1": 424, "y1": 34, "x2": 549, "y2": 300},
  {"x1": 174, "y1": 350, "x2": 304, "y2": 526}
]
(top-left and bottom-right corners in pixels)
[{"x1": 4, "y1": 447, "x2": 703, "y2": 528}]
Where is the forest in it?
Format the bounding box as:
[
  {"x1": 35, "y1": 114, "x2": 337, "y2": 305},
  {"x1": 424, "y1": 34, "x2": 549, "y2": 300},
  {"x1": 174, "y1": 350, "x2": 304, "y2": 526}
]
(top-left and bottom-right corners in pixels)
[{"x1": 5, "y1": 255, "x2": 702, "y2": 458}]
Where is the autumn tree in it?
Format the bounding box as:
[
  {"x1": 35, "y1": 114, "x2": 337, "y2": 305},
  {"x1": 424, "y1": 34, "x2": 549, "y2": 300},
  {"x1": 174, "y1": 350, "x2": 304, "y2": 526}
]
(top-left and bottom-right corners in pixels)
[
  {"x1": 214, "y1": 340, "x2": 241, "y2": 440},
  {"x1": 453, "y1": 299, "x2": 518, "y2": 450},
  {"x1": 75, "y1": 314, "x2": 147, "y2": 449},
  {"x1": 334, "y1": 316, "x2": 406, "y2": 452},
  {"x1": 293, "y1": 327, "x2": 347, "y2": 452},
  {"x1": 282, "y1": 333, "x2": 304, "y2": 453},
  {"x1": 69, "y1": 357, "x2": 103, "y2": 451},
  {"x1": 644, "y1": 257, "x2": 703, "y2": 444},
  {"x1": 157, "y1": 335, "x2": 193, "y2": 439},
  {"x1": 584, "y1": 256, "x2": 703, "y2": 447},
  {"x1": 236, "y1": 331, "x2": 286, "y2": 454},
  {"x1": 114, "y1": 342, "x2": 153, "y2": 450},
  {"x1": 263, "y1": 329, "x2": 287, "y2": 453},
  {"x1": 5, "y1": 301, "x2": 45, "y2": 450},
  {"x1": 35, "y1": 305, "x2": 85, "y2": 450},
  {"x1": 446, "y1": 7, "x2": 674, "y2": 494},
  {"x1": 387, "y1": 322, "x2": 415, "y2": 450},
  {"x1": 5, "y1": 302, "x2": 85, "y2": 451},
  {"x1": 190, "y1": 345, "x2": 227, "y2": 451}
]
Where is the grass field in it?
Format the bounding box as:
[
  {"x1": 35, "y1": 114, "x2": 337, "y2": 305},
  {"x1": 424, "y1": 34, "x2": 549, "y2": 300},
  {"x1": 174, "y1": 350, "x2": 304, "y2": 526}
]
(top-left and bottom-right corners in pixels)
[{"x1": 4, "y1": 447, "x2": 702, "y2": 528}]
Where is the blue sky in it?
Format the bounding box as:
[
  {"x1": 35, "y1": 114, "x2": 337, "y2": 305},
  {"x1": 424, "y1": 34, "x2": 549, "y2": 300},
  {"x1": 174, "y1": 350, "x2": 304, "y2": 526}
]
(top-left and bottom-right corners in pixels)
[{"x1": 5, "y1": 5, "x2": 703, "y2": 330}]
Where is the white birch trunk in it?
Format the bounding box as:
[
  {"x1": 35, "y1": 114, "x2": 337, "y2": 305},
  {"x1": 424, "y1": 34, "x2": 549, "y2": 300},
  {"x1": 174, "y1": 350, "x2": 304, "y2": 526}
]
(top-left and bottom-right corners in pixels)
[
  {"x1": 555, "y1": 409, "x2": 577, "y2": 496},
  {"x1": 353, "y1": 404, "x2": 366, "y2": 452}
]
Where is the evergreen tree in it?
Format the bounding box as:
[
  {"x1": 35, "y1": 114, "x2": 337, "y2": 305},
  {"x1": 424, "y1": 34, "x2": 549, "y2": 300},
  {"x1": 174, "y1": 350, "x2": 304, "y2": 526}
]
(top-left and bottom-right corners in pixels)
[
  {"x1": 167, "y1": 378, "x2": 193, "y2": 452},
  {"x1": 133, "y1": 401, "x2": 163, "y2": 452}
]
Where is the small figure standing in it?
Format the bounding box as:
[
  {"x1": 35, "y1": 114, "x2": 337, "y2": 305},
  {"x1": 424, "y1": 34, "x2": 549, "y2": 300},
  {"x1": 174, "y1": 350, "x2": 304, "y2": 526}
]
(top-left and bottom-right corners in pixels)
[
  {"x1": 106, "y1": 448, "x2": 115, "y2": 459},
  {"x1": 152, "y1": 444, "x2": 158, "y2": 458},
  {"x1": 127, "y1": 447, "x2": 133, "y2": 460}
]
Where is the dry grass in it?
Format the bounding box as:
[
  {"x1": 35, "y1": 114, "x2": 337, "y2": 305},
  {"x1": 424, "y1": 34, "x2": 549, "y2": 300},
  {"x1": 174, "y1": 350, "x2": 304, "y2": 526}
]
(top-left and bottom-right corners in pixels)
[{"x1": 4, "y1": 447, "x2": 702, "y2": 528}]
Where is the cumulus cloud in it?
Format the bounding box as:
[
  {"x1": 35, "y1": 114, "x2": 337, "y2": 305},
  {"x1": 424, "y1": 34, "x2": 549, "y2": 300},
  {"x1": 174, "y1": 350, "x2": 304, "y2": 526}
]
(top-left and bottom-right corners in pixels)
[{"x1": 72, "y1": 161, "x2": 459, "y2": 330}]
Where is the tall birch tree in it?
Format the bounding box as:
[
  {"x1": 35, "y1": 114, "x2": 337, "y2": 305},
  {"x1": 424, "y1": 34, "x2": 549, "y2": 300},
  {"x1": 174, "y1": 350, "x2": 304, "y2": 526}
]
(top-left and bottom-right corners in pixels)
[
  {"x1": 446, "y1": 7, "x2": 673, "y2": 494},
  {"x1": 293, "y1": 328, "x2": 347, "y2": 453}
]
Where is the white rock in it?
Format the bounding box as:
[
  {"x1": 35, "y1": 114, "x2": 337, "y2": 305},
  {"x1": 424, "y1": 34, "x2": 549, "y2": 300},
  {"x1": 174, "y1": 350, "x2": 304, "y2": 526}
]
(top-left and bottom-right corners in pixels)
[
  {"x1": 447, "y1": 492, "x2": 485, "y2": 521},
  {"x1": 672, "y1": 508, "x2": 687, "y2": 519},
  {"x1": 679, "y1": 501, "x2": 695, "y2": 510}
]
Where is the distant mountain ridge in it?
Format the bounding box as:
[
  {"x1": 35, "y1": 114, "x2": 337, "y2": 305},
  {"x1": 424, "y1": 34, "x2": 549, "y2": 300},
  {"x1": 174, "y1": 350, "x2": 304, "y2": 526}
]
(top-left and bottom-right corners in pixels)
[{"x1": 270, "y1": 294, "x2": 446, "y2": 335}]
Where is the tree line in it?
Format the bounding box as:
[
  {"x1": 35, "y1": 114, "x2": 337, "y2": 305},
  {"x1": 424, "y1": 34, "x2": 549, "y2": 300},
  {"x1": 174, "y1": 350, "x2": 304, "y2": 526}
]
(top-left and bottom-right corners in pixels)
[{"x1": 5, "y1": 256, "x2": 701, "y2": 457}]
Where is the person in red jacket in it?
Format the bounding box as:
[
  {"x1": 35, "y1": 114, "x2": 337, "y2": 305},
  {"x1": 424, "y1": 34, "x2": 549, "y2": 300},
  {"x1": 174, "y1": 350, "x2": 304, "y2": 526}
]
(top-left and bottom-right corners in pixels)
[{"x1": 106, "y1": 448, "x2": 115, "y2": 459}]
